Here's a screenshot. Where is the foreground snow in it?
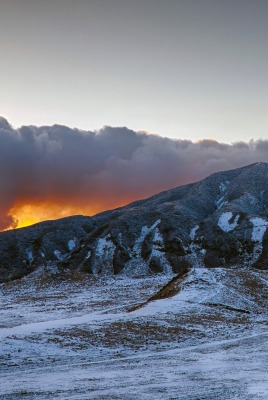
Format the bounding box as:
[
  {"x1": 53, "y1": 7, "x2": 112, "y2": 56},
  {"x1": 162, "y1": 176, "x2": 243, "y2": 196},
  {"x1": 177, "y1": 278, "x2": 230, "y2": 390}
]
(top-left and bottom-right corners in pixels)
[{"x1": 0, "y1": 267, "x2": 268, "y2": 399}]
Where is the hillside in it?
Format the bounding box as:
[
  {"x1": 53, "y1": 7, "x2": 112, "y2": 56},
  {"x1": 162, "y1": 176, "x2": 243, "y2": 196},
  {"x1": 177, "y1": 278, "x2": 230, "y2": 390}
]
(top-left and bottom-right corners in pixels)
[
  {"x1": 1, "y1": 163, "x2": 268, "y2": 399},
  {"x1": 1, "y1": 264, "x2": 267, "y2": 399},
  {"x1": 1, "y1": 162, "x2": 268, "y2": 282}
]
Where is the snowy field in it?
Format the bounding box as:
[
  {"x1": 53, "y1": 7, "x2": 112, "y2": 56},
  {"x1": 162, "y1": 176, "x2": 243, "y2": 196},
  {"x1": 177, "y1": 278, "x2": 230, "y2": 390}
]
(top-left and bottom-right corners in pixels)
[{"x1": 1, "y1": 266, "x2": 268, "y2": 399}]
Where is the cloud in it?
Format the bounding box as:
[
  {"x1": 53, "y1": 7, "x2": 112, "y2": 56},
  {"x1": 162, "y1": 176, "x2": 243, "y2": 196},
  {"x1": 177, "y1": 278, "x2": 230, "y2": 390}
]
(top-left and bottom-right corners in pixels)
[{"x1": 0, "y1": 116, "x2": 266, "y2": 229}]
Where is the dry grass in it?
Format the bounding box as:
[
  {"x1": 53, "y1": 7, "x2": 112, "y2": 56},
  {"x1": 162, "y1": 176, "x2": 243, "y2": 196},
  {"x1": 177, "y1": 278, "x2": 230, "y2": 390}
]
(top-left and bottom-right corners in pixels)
[{"x1": 35, "y1": 322, "x2": 202, "y2": 351}]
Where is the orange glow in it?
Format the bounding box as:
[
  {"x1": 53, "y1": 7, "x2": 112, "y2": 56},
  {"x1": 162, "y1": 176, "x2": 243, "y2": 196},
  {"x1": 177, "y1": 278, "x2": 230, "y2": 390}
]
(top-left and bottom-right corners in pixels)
[
  {"x1": 9, "y1": 203, "x2": 92, "y2": 229},
  {"x1": 7, "y1": 196, "x2": 136, "y2": 230}
]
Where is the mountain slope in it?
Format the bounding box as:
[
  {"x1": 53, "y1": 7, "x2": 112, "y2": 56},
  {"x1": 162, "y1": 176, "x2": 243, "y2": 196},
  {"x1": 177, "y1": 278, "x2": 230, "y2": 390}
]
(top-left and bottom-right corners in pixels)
[
  {"x1": 1, "y1": 265, "x2": 268, "y2": 399},
  {"x1": 1, "y1": 162, "x2": 268, "y2": 282}
]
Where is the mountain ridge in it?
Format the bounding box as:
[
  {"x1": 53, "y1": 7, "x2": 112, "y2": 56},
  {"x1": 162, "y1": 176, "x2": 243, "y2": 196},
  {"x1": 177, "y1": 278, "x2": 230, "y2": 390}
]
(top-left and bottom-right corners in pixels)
[{"x1": 1, "y1": 162, "x2": 268, "y2": 282}]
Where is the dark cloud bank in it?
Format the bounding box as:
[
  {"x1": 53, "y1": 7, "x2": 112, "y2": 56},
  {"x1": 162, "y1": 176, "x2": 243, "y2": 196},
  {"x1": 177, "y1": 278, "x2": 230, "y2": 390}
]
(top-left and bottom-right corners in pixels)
[{"x1": 0, "y1": 116, "x2": 267, "y2": 230}]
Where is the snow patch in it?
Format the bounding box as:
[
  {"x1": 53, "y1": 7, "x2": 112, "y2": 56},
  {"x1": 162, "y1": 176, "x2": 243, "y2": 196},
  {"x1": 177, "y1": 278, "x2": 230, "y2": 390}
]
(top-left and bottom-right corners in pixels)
[
  {"x1": 188, "y1": 241, "x2": 206, "y2": 268},
  {"x1": 25, "y1": 249, "x2": 34, "y2": 265},
  {"x1": 250, "y1": 217, "x2": 268, "y2": 242},
  {"x1": 219, "y1": 181, "x2": 229, "y2": 193},
  {"x1": 149, "y1": 227, "x2": 172, "y2": 274},
  {"x1": 68, "y1": 239, "x2": 76, "y2": 251},
  {"x1": 152, "y1": 226, "x2": 163, "y2": 244},
  {"x1": 216, "y1": 181, "x2": 229, "y2": 209},
  {"x1": 85, "y1": 250, "x2": 91, "y2": 260},
  {"x1": 93, "y1": 234, "x2": 116, "y2": 274},
  {"x1": 218, "y1": 212, "x2": 239, "y2": 232},
  {"x1": 96, "y1": 235, "x2": 115, "y2": 257},
  {"x1": 54, "y1": 250, "x2": 64, "y2": 261},
  {"x1": 124, "y1": 219, "x2": 169, "y2": 276},
  {"x1": 215, "y1": 196, "x2": 228, "y2": 210},
  {"x1": 132, "y1": 219, "x2": 161, "y2": 258},
  {"x1": 190, "y1": 225, "x2": 199, "y2": 240},
  {"x1": 248, "y1": 218, "x2": 268, "y2": 264}
]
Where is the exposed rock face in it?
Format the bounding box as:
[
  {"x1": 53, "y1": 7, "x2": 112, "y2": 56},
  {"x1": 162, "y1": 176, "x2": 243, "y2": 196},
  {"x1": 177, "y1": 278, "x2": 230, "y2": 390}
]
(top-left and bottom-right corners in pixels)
[{"x1": 1, "y1": 162, "x2": 268, "y2": 282}]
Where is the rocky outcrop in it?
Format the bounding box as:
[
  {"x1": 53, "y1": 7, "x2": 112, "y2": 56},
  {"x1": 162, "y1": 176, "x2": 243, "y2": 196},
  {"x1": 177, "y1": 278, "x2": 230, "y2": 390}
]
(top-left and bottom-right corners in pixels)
[{"x1": 1, "y1": 162, "x2": 268, "y2": 282}]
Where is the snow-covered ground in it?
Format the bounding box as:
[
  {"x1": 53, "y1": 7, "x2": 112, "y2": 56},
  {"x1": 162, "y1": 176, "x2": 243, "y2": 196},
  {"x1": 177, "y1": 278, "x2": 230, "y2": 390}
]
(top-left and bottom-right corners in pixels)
[{"x1": 1, "y1": 267, "x2": 268, "y2": 399}]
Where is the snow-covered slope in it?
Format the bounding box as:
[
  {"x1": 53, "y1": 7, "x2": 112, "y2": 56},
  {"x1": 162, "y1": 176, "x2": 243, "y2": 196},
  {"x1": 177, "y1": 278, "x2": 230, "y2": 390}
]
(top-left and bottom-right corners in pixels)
[
  {"x1": 1, "y1": 266, "x2": 267, "y2": 399},
  {"x1": 2, "y1": 162, "x2": 268, "y2": 282}
]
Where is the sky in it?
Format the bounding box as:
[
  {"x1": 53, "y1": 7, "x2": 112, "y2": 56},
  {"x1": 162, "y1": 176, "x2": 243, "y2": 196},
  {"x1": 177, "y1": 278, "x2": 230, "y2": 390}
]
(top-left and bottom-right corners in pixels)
[
  {"x1": 1, "y1": 117, "x2": 268, "y2": 230},
  {"x1": 0, "y1": 0, "x2": 268, "y2": 229},
  {"x1": 0, "y1": 0, "x2": 267, "y2": 143}
]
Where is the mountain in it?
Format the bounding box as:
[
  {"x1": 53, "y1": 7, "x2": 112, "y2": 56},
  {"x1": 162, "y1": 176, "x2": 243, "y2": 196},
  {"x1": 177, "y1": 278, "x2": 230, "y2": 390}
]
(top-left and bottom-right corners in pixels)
[
  {"x1": 1, "y1": 163, "x2": 268, "y2": 399},
  {"x1": 1, "y1": 162, "x2": 268, "y2": 282}
]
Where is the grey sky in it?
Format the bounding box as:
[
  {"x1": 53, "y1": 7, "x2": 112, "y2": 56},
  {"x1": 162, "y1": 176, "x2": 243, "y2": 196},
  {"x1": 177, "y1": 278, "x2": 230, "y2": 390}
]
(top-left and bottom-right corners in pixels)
[{"x1": 0, "y1": 0, "x2": 267, "y2": 142}]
